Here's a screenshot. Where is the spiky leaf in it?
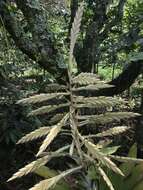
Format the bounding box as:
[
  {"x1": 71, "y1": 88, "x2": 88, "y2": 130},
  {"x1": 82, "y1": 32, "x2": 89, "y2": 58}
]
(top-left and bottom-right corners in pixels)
[
  {"x1": 28, "y1": 103, "x2": 69, "y2": 116},
  {"x1": 17, "y1": 127, "x2": 50, "y2": 144},
  {"x1": 8, "y1": 146, "x2": 69, "y2": 182},
  {"x1": 69, "y1": 3, "x2": 84, "y2": 63},
  {"x1": 78, "y1": 112, "x2": 140, "y2": 125},
  {"x1": 29, "y1": 166, "x2": 82, "y2": 190},
  {"x1": 74, "y1": 96, "x2": 121, "y2": 108},
  {"x1": 8, "y1": 156, "x2": 50, "y2": 181},
  {"x1": 110, "y1": 155, "x2": 143, "y2": 164},
  {"x1": 72, "y1": 73, "x2": 100, "y2": 85},
  {"x1": 95, "y1": 126, "x2": 129, "y2": 137},
  {"x1": 50, "y1": 113, "x2": 67, "y2": 124},
  {"x1": 98, "y1": 167, "x2": 115, "y2": 190},
  {"x1": 84, "y1": 140, "x2": 124, "y2": 176},
  {"x1": 37, "y1": 114, "x2": 69, "y2": 156},
  {"x1": 17, "y1": 93, "x2": 69, "y2": 104},
  {"x1": 100, "y1": 146, "x2": 120, "y2": 155}
]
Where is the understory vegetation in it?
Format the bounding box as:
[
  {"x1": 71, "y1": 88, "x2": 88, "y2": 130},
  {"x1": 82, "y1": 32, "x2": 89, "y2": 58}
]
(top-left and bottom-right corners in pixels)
[{"x1": 0, "y1": 0, "x2": 143, "y2": 190}]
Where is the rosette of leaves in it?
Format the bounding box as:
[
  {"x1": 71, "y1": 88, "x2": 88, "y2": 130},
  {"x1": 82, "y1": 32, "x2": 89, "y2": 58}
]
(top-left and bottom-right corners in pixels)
[{"x1": 8, "y1": 3, "x2": 143, "y2": 190}]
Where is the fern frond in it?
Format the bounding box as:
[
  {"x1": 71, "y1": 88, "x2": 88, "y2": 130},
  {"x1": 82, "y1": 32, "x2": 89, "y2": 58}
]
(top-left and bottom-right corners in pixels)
[
  {"x1": 78, "y1": 112, "x2": 140, "y2": 125},
  {"x1": 73, "y1": 83, "x2": 114, "y2": 91},
  {"x1": 17, "y1": 93, "x2": 69, "y2": 104},
  {"x1": 36, "y1": 125, "x2": 61, "y2": 156},
  {"x1": 74, "y1": 96, "x2": 120, "y2": 108},
  {"x1": 72, "y1": 72, "x2": 100, "y2": 85},
  {"x1": 28, "y1": 103, "x2": 69, "y2": 116},
  {"x1": 8, "y1": 155, "x2": 50, "y2": 182},
  {"x1": 110, "y1": 155, "x2": 143, "y2": 163},
  {"x1": 98, "y1": 167, "x2": 115, "y2": 190},
  {"x1": 29, "y1": 166, "x2": 82, "y2": 190},
  {"x1": 37, "y1": 114, "x2": 69, "y2": 156},
  {"x1": 69, "y1": 3, "x2": 84, "y2": 62},
  {"x1": 95, "y1": 126, "x2": 129, "y2": 137},
  {"x1": 17, "y1": 127, "x2": 50, "y2": 144}
]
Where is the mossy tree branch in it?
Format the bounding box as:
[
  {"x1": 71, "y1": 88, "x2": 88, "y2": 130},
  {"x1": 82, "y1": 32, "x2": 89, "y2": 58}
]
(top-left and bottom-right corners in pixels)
[
  {"x1": 0, "y1": 0, "x2": 65, "y2": 75},
  {"x1": 89, "y1": 60, "x2": 143, "y2": 97},
  {"x1": 15, "y1": 0, "x2": 58, "y2": 72},
  {"x1": 0, "y1": 1, "x2": 37, "y2": 60}
]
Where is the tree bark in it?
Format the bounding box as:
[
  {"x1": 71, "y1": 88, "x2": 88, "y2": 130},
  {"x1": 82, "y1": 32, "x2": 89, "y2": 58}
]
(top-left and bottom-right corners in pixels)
[{"x1": 83, "y1": 60, "x2": 143, "y2": 97}]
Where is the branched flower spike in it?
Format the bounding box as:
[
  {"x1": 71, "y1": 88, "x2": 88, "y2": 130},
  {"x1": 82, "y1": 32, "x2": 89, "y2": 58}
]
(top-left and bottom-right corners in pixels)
[{"x1": 8, "y1": 3, "x2": 142, "y2": 190}]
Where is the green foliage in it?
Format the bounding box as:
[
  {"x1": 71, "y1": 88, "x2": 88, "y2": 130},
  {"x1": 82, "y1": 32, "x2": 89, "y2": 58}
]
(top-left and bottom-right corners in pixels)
[
  {"x1": 98, "y1": 66, "x2": 122, "y2": 81},
  {"x1": 98, "y1": 143, "x2": 143, "y2": 190},
  {"x1": 0, "y1": 104, "x2": 41, "y2": 145},
  {"x1": 34, "y1": 166, "x2": 72, "y2": 190}
]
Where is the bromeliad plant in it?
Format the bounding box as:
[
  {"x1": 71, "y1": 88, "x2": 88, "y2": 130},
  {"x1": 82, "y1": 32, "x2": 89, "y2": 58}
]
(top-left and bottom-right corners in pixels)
[{"x1": 7, "y1": 3, "x2": 143, "y2": 190}]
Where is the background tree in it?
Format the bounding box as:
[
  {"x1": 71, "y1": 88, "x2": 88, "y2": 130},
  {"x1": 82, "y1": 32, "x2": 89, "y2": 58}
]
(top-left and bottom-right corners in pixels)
[{"x1": 0, "y1": 0, "x2": 143, "y2": 94}]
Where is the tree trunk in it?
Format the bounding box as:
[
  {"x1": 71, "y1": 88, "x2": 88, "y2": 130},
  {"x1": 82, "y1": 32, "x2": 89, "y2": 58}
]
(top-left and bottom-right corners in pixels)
[
  {"x1": 91, "y1": 60, "x2": 143, "y2": 97},
  {"x1": 0, "y1": 0, "x2": 66, "y2": 77}
]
